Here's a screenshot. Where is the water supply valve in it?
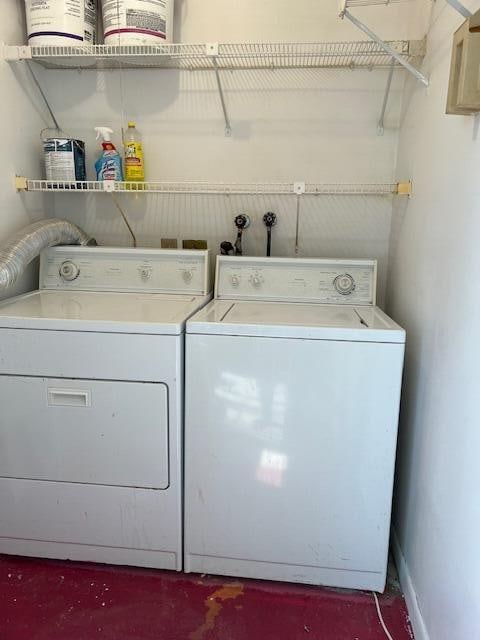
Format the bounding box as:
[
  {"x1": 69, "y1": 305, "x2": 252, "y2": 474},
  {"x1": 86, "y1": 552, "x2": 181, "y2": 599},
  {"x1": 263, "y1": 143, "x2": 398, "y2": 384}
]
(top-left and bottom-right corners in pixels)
[
  {"x1": 263, "y1": 212, "x2": 277, "y2": 257},
  {"x1": 220, "y1": 214, "x2": 251, "y2": 256},
  {"x1": 234, "y1": 214, "x2": 251, "y2": 256},
  {"x1": 220, "y1": 241, "x2": 235, "y2": 256}
]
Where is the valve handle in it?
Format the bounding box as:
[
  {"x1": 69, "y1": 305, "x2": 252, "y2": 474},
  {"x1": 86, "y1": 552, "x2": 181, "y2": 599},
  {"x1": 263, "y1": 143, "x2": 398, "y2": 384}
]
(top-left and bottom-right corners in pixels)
[
  {"x1": 220, "y1": 241, "x2": 235, "y2": 256},
  {"x1": 263, "y1": 212, "x2": 277, "y2": 228},
  {"x1": 235, "y1": 214, "x2": 251, "y2": 230}
]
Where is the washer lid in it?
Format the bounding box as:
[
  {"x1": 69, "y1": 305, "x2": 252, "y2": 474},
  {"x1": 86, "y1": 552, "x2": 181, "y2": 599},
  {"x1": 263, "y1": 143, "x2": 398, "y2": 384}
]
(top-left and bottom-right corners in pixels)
[
  {"x1": 0, "y1": 290, "x2": 212, "y2": 335},
  {"x1": 187, "y1": 300, "x2": 405, "y2": 343}
]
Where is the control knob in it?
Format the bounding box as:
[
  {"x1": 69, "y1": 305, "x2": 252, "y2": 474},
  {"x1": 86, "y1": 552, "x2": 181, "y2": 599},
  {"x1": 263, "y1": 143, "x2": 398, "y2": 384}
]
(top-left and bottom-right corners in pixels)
[
  {"x1": 182, "y1": 269, "x2": 193, "y2": 283},
  {"x1": 334, "y1": 273, "x2": 355, "y2": 295},
  {"x1": 250, "y1": 273, "x2": 264, "y2": 288},
  {"x1": 140, "y1": 267, "x2": 152, "y2": 281},
  {"x1": 59, "y1": 260, "x2": 80, "y2": 282}
]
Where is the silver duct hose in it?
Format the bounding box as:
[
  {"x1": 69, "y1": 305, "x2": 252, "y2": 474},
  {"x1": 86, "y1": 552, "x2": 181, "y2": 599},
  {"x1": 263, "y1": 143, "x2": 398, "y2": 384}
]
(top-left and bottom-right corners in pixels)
[{"x1": 0, "y1": 219, "x2": 96, "y2": 291}]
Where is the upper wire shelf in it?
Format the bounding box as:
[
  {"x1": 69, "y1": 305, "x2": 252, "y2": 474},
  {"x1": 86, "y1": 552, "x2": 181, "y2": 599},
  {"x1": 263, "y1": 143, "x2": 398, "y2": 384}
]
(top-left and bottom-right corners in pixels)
[{"x1": 4, "y1": 41, "x2": 423, "y2": 71}]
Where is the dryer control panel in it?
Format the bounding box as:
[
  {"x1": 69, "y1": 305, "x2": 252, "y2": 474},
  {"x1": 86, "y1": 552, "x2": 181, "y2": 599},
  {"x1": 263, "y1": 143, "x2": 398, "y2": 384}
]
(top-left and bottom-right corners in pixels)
[
  {"x1": 215, "y1": 257, "x2": 377, "y2": 305},
  {"x1": 40, "y1": 247, "x2": 211, "y2": 295}
]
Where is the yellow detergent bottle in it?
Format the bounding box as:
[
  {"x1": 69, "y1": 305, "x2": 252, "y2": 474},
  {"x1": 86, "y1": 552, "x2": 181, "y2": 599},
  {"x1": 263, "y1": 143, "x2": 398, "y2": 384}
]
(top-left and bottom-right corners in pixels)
[{"x1": 124, "y1": 121, "x2": 145, "y2": 183}]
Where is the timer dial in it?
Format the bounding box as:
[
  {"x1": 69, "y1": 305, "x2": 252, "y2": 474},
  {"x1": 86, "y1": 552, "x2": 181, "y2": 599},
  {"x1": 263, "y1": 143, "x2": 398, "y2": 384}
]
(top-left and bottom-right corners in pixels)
[
  {"x1": 334, "y1": 273, "x2": 355, "y2": 295},
  {"x1": 59, "y1": 260, "x2": 80, "y2": 282}
]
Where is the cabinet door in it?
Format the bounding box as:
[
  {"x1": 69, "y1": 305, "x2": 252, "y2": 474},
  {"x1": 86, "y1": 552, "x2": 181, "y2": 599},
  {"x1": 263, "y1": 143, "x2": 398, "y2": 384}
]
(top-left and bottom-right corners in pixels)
[
  {"x1": 447, "y1": 22, "x2": 480, "y2": 114},
  {"x1": 0, "y1": 377, "x2": 169, "y2": 489}
]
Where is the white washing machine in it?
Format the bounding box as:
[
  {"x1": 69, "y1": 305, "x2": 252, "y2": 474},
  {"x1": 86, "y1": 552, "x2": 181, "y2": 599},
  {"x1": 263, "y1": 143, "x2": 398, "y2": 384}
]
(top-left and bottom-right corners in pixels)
[
  {"x1": 184, "y1": 256, "x2": 405, "y2": 592},
  {"x1": 0, "y1": 246, "x2": 211, "y2": 570}
]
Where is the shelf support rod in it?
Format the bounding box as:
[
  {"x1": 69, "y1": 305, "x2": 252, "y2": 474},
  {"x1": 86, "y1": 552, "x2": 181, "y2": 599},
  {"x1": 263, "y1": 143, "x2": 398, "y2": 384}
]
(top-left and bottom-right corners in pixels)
[
  {"x1": 377, "y1": 58, "x2": 395, "y2": 135},
  {"x1": 213, "y1": 59, "x2": 232, "y2": 136},
  {"x1": 445, "y1": 0, "x2": 472, "y2": 18},
  {"x1": 25, "y1": 60, "x2": 62, "y2": 131},
  {"x1": 340, "y1": 9, "x2": 429, "y2": 86},
  {"x1": 293, "y1": 182, "x2": 305, "y2": 255},
  {"x1": 207, "y1": 44, "x2": 232, "y2": 136}
]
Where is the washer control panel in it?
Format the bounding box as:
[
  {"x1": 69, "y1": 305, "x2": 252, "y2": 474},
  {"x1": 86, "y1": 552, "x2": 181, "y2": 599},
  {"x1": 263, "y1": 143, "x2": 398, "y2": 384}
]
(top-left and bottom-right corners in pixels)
[
  {"x1": 40, "y1": 247, "x2": 211, "y2": 295},
  {"x1": 216, "y1": 257, "x2": 376, "y2": 305}
]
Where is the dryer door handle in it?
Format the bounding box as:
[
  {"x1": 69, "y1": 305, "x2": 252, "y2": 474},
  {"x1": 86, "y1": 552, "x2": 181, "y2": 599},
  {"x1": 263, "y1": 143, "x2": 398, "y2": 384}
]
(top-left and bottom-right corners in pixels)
[{"x1": 47, "y1": 388, "x2": 91, "y2": 408}]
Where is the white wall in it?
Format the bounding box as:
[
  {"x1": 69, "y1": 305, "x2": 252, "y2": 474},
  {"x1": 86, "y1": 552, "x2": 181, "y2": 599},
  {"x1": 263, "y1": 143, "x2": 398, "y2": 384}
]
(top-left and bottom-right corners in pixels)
[
  {"x1": 388, "y1": 1, "x2": 480, "y2": 638},
  {"x1": 7, "y1": 5, "x2": 480, "y2": 636},
  {"x1": 24, "y1": 0, "x2": 419, "y2": 304},
  {"x1": 0, "y1": 1, "x2": 51, "y2": 300}
]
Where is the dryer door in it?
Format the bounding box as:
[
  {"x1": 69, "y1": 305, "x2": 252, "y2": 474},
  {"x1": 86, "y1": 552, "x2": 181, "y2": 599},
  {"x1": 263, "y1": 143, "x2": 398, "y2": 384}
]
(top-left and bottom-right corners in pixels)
[{"x1": 0, "y1": 377, "x2": 169, "y2": 489}]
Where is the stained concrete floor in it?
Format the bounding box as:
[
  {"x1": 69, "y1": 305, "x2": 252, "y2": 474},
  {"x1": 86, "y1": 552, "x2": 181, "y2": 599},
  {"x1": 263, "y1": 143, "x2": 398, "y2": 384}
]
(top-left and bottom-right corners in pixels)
[{"x1": 0, "y1": 555, "x2": 413, "y2": 640}]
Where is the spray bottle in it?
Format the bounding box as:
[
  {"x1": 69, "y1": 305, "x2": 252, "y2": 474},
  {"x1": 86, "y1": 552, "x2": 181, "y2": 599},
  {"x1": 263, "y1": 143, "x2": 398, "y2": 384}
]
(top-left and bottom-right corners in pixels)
[{"x1": 94, "y1": 127, "x2": 124, "y2": 181}]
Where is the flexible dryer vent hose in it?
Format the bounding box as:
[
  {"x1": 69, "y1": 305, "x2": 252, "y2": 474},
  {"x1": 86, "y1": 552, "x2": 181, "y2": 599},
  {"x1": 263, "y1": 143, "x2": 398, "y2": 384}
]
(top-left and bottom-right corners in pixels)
[{"x1": 0, "y1": 219, "x2": 96, "y2": 291}]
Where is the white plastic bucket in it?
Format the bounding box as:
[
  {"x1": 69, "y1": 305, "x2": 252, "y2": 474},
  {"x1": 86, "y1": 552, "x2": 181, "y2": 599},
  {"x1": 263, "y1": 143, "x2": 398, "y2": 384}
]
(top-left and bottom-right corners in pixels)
[
  {"x1": 101, "y1": 0, "x2": 174, "y2": 45},
  {"x1": 25, "y1": 1, "x2": 97, "y2": 46}
]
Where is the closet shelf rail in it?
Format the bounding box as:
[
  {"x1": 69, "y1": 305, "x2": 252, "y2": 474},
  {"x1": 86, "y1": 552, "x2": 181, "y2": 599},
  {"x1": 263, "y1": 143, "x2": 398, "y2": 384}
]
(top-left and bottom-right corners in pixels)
[
  {"x1": 15, "y1": 178, "x2": 412, "y2": 196},
  {"x1": 341, "y1": 0, "x2": 413, "y2": 7},
  {"x1": 3, "y1": 41, "x2": 423, "y2": 70}
]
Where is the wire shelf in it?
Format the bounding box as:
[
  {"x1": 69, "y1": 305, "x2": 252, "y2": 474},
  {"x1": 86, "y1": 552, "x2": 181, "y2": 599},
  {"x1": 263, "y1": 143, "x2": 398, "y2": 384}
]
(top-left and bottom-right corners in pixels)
[
  {"x1": 305, "y1": 182, "x2": 398, "y2": 195},
  {"x1": 4, "y1": 40, "x2": 422, "y2": 70},
  {"x1": 343, "y1": 0, "x2": 413, "y2": 7},
  {"x1": 19, "y1": 179, "x2": 402, "y2": 196}
]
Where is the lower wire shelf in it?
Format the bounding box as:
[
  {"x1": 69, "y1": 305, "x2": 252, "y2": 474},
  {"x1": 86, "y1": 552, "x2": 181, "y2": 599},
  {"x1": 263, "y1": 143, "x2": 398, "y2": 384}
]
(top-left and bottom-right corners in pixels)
[{"x1": 15, "y1": 178, "x2": 411, "y2": 196}]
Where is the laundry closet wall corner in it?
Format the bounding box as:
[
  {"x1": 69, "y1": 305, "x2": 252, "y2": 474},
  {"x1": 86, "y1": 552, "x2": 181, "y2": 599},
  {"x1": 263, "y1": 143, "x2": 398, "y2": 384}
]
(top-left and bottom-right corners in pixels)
[
  {"x1": 0, "y1": 0, "x2": 51, "y2": 300},
  {"x1": 387, "y1": 1, "x2": 480, "y2": 639}
]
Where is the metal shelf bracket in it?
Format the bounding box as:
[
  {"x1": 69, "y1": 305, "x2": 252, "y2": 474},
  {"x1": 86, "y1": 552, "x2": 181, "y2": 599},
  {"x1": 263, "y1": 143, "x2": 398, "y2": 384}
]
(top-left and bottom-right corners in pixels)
[
  {"x1": 206, "y1": 43, "x2": 232, "y2": 137},
  {"x1": 2, "y1": 43, "x2": 31, "y2": 61},
  {"x1": 102, "y1": 180, "x2": 116, "y2": 192},
  {"x1": 378, "y1": 58, "x2": 395, "y2": 135},
  {"x1": 339, "y1": 6, "x2": 429, "y2": 86},
  {"x1": 293, "y1": 181, "x2": 306, "y2": 195},
  {"x1": 14, "y1": 176, "x2": 28, "y2": 192},
  {"x1": 396, "y1": 181, "x2": 412, "y2": 196},
  {"x1": 445, "y1": 0, "x2": 472, "y2": 18}
]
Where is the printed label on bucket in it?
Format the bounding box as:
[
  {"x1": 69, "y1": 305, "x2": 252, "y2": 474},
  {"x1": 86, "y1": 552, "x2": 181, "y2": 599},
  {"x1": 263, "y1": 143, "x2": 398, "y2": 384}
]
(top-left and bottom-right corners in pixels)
[
  {"x1": 102, "y1": 0, "x2": 173, "y2": 43},
  {"x1": 26, "y1": 0, "x2": 97, "y2": 45},
  {"x1": 44, "y1": 139, "x2": 86, "y2": 182}
]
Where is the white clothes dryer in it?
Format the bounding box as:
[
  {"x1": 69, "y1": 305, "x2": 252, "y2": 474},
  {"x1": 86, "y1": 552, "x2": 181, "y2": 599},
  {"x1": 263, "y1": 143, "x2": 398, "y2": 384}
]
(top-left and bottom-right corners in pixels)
[{"x1": 0, "y1": 246, "x2": 211, "y2": 570}]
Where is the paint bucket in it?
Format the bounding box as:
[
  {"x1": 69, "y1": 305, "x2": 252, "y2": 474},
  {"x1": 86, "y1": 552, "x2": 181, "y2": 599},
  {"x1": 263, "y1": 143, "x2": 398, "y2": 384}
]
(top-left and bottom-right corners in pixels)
[
  {"x1": 43, "y1": 138, "x2": 87, "y2": 182},
  {"x1": 25, "y1": 1, "x2": 97, "y2": 46},
  {"x1": 101, "y1": 0, "x2": 174, "y2": 45}
]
